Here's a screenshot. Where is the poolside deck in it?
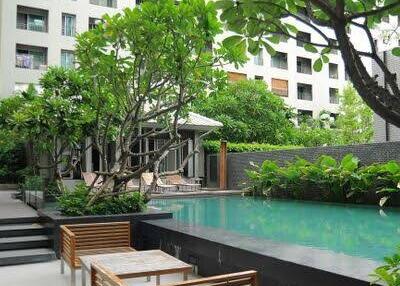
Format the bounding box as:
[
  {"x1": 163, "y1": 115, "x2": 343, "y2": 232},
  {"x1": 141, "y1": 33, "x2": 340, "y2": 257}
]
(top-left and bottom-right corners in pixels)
[{"x1": 150, "y1": 189, "x2": 247, "y2": 199}]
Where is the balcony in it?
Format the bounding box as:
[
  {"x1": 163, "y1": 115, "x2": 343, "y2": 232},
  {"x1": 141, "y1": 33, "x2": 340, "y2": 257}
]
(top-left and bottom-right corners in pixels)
[
  {"x1": 17, "y1": 6, "x2": 48, "y2": 33},
  {"x1": 271, "y1": 78, "x2": 288, "y2": 97},
  {"x1": 297, "y1": 31, "x2": 311, "y2": 47},
  {"x1": 297, "y1": 57, "x2": 312, "y2": 74},
  {"x1": 329, "y1": 63, "x2": 339, "y2": 79},
  {"x1": 329, "y1": 88, "x2": 339, "y2": 104},
  {"x1": 297, "y1": 83, "x2": 312, "y2": 101},
  {"x1": 16, "y1": 44, "x2": 48, "y2": 70},
  {"x1": 271, "y1": 52, "x2": 288, "y2": 70},
  {"x1": 90, "y1": 0, "x2": 117, "y2": 8}
]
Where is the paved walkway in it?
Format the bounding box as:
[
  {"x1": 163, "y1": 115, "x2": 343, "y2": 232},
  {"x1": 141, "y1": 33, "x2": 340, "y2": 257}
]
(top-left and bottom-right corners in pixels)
[{"x1": 0, "y1": 191, "x2": 37, "y2": 220}]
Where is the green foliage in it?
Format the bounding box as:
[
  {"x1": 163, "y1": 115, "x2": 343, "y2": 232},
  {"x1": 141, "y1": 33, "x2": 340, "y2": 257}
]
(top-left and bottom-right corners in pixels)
[
  {"x1": 22, "y1": 176, "x2": 44, "y2": 192},
  {"x1": 194, "y1": 80, "x2": 295, "y2": 144},
  {"x1": 336, "y1": 85, "x2": 373, "y2": 144},
  {"x1": 202, "y1": 140, "x2": 300, "y2": 153},
  {"x1": 246, "y1": 154, "x2": 400, "y2": 206},
  {"x1": 57, "y1": 183, "x2": 147, "y2": 216},
  {"x1": 371, "y1": 246, "x2": 400, "y2": 286}
]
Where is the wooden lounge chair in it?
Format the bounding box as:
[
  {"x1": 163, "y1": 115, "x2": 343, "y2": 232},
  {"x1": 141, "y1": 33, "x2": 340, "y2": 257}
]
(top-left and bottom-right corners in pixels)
[
  {"x1": 60, "y1": 222, "x2": 135, "y2": 286},
  {"x1": 82, "y1": 172, "x2": 104, "y2": 188},
  {"x1": 141, "y1": 172, "x2": 177, "y2": 193},
  {"x1": 166, "y1": 174, "x2": 201, "y2": 192},
  {"x1": 91, "y1": 263, "x2": 258, "y2": 286}
]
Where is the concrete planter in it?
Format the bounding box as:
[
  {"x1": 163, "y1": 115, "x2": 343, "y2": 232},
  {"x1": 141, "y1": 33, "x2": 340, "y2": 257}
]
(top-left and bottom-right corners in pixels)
[{"x1": 37, "y1": 208, "x2": 172, "y2": 257}]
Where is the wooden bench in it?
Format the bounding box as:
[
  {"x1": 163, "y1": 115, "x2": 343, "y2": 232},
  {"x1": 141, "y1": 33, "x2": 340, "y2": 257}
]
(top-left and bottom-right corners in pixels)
[
  {"x1": 91, "y1": 262, "x2": 258, "y2": 286},
  {"x1": 60, "y1": 222, "x2": 135, "y2": 286}
]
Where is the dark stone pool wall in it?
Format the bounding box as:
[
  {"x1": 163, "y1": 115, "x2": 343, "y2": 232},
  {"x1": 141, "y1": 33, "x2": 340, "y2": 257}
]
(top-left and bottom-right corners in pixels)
[
  {"x1": 137, "y1": 219, "x2": 380, "y2": 286},
  {"x1": 222, "y1": 141, "x2": 400, "y2": 190}
]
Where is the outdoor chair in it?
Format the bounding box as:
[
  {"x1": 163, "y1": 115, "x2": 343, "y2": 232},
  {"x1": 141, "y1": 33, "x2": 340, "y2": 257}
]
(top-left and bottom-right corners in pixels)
[
  {"x1": 82, "y1": 172, "x2": 104, "y2": 188},
  {"x1": 91, "y1": 262, "x2": 258, "y2": 286},
  {"x1": 141, "y1": 172, "x2": 177, "y2": 193},
  {"x1": 60, "y1": 222, "x2": 135, "y2": 286},
  {"x1": 166, "y1": 174, "x2": 201, "y2": 192}
]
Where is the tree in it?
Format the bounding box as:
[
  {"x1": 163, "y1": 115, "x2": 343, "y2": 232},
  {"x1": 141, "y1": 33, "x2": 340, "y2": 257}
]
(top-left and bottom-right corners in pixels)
[
  {"x1": 336, "y1": 85, "x2": 373, "y2": 144},
  {"x1": 194, "y1": 79, "x2": 295, "y2": 144},
  {"x1": 9, "y1": 67, "x2": 93, "y2": 191},
  {"x1": 215, "y1": 0, "x2": 400, "y2": 127},
  {"x1": 74, "y1": 0, "x2": 242, "y2": 204}
]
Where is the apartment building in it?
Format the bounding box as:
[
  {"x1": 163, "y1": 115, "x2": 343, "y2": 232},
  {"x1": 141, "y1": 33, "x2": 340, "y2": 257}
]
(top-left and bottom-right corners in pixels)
[
  {"x1": 219, "y1": 16, "x2": 351, "y2": 121},
  {"x1": 369, "y1": 15, "x2": 400, "y2": 143},
  {"x1": 0, "y1": 0, "x2": 137, "y2": 97}
]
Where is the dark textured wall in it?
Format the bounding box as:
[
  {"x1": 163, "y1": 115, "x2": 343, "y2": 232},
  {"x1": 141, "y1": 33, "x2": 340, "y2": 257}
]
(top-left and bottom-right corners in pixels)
[{"x1": 227, "y1": 141, "x2": 400, "y2": 190}]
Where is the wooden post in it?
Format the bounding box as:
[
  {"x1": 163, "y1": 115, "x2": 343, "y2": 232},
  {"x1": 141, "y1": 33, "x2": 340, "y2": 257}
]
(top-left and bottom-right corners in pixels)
[{"x1": 219, "y1": 140, "x2": 227, "y2": 190}]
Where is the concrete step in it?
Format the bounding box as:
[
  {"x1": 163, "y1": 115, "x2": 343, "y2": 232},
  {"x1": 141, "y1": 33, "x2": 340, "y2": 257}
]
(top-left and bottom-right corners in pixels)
[
  {"x1": 0, "y1": 235, "x2": 50, "y2": 251},
  {"x1": 0, "y1": 216, "x2": 39, "y2": 225},
  {"x1": 0, "y1": 248, "x2": 56, "y2": 266},
  {"x1": 0, "y1": 223, "x2": 48, "y2": 238}
]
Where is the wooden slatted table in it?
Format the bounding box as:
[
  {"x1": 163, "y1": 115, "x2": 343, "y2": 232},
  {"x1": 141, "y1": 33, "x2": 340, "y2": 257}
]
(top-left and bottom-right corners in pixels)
[{"x1": 80, "y1": 250, "x2": 192, "y2": 286}]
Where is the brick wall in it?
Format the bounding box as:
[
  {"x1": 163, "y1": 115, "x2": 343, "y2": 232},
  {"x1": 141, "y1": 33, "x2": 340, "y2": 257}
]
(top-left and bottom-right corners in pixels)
[{"x1": 227, "y1": 141, "x2": 400, "y2": 190}]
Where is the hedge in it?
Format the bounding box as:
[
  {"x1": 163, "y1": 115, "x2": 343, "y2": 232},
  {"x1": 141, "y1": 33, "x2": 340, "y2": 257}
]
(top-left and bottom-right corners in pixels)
[{"x1": 202, "y1": 140, "x2": 300, "y2": 153}]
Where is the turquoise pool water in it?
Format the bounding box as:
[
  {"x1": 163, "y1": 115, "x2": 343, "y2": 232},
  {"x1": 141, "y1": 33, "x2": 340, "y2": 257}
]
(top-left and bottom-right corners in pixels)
[{"x1": 150, "y1": 196, "x2": 400, "y2": 261}]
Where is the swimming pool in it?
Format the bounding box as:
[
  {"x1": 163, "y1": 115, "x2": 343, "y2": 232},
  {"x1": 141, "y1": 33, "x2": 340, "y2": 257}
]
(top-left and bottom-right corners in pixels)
[{"x1": 150, "y1": 195, "x2": 400, "y2": 262}]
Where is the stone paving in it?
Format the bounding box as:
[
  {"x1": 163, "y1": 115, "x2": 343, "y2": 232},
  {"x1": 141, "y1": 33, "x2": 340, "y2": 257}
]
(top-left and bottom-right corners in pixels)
[
  {"x1": 0, "y1": 260, "x2": 198, "y2": 286},
  {"x1": 0, "y1": 191, "x2": 37, "y2": 220}
]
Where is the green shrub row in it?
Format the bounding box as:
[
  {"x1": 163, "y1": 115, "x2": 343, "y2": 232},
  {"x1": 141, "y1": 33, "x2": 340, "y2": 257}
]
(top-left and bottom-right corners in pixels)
[
  {"x1": 246, "y1": 154, "x2": 400, "y2": 206},
  {"x1": 203, "y1": 140, "x2": 300, "y2": 153},
  {"x1": 57, "y1": 183, "x2": 147, "y2": 216}
]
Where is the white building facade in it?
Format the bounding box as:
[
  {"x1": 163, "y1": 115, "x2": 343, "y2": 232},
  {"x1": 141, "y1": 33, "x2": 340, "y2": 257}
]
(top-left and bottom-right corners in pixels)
[{"x1": 0, "y1": 0, "x2": 137, "y2": 96}]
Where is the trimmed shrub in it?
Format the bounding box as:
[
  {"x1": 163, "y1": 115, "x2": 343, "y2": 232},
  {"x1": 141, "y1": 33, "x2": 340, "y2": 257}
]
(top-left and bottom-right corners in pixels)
[
  {"x1": 57, "y1": 183, "x2": 147, "y2": 216},
  {"x1": 203, "y1": 140, "x2": 300, "y2": 153}
]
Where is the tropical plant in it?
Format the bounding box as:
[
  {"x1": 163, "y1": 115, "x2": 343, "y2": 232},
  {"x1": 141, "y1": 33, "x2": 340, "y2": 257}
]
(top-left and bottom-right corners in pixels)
[
  {"x1": 194, "y1": 80, "x2": 295, "y2": 144},
  {"x1": 246, "y1": 154, "x2": 400, "y2": 206},
  {"x1": 215, "y1": 0, "x2": 400, "y2": 128},
  {"x1": 202, "y1": 140, "x2": 300, "y2": 153},
  {"x1": 371, "y1": 246, "x2": 400, "y2": 286}
]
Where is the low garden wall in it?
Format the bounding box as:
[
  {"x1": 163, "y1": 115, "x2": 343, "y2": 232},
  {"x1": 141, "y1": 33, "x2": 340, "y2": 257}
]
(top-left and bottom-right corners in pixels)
[{"x1": 226, "y1": 141, "x2": 400, "y2": 190}]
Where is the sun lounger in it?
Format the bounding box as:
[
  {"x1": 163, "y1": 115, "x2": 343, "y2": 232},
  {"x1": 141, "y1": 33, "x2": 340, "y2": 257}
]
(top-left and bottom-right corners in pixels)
[
  {"x1": 141, "y1": 172, "x2": 177, "y2": 193},
  {"x1": 166, "y1": 174, "x2": 201, "y2": 192}
]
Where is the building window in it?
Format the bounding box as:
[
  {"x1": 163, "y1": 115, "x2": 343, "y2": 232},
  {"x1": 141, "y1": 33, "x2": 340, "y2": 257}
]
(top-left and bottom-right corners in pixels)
[
  {"x1": 255, "y1": 75, "x2": 263, "y2": 80},
  {"x1": 271, "y1": 78, "x2": 288, "y2": 97},
  {"x1": 296, "y1": 57, "x2": 312, "y2": 74},
  {"x1": 382, "y1": 15, "x2": 389, "y2": 23},
  {"x1": 253, "y1": 49, "x2": 263, "y2": 66},
  {"x1": 297, "y1": 83, "x2": 312, "y2": 101},
  {"x1": 16, "y1": 44, "x2": 47, "y2": 70},
  {"x1": 329, "y1": 88, "x2": 339, "y2": 104},
  {"x1": 90, "y1": 0, "x2": 117, "y2": 8},
  {"x1": 329, "y1": 38, "x2": 338, "y2": 54},
  {"x1": 62, "y1": 13, "x2": 76, "y2": 37},
  {"x1": 89, "y1": 17, "x2": 103, "y2": 30},
  {"x1": 298, "y1": 109, "x2": 313, "y2": 125},
  {"x1": 61, "y1": 50, "x2": 75, "y2": 69},
  {"x1": 297, "y1": 31, "x2": 311, "y2": 47},
  {"x1": 271, "y1": 52, "x2": 288, "y2": 69},
  {"x1": 227, "y1": 72, "x2": 246, "y2": 82},
  {"x1": 329, "y1": 63, "x2": 339, "y2": 79},
  {"x1": 17, "y1": 6, "x2": 48, "y2": 32}
]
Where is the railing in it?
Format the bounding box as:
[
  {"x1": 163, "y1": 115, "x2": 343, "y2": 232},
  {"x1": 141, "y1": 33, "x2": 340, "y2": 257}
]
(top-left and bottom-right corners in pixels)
[
  {"x1": 298, "y1": 92, "x2": 312, "y2": 101},
  {"x1": 272, "y1": 87, "x2": 288, "y2": 97},
  {"x1": 16, "y1": 54, "x2": 47, "y2": 70},
  {"x1": 90, "y1": 0, "x2": 117, "y2": 8},
  {"x1": 271, "y1": 60, "x2": 288, "y2": 70},
  {"x1": 17, "y1": 22, "x2": 47, "y2": 32},
  {"x1": 297, "y1": 65, "x2": 312, "y2": 74}
]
